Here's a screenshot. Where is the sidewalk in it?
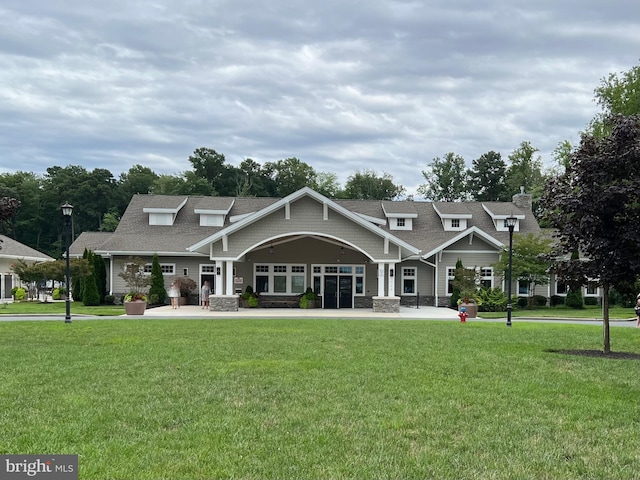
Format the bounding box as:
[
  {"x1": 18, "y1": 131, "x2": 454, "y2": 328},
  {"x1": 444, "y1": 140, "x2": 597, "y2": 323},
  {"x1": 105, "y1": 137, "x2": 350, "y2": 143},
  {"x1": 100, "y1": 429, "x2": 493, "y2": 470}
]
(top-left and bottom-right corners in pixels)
[{"x1": 139, "y1": 305, "x2": 461, "y2": 320}]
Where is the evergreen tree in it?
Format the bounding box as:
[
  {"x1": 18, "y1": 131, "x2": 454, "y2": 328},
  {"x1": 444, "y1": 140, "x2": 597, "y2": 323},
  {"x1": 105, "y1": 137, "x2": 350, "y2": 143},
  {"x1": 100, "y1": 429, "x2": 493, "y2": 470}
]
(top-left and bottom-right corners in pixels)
[
  {"x1": 82, "y1": 250, "x2": 100, "y2": 306},
  {"x1": 148, "y1": 253, "x2": 167, "y2": 305},
  {"x1": 93, "y1": 253, "x2": 107, "y2": 303}
]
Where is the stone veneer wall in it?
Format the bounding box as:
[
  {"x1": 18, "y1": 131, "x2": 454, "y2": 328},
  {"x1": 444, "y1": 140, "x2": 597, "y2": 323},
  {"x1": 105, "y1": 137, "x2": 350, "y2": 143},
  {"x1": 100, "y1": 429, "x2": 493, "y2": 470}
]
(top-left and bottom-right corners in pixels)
[
  {"x1": 209, "y1": 295, "x2": 239, "y2": 312},
  {"x1": 372, "y1": 296, "x2": 400, "y2": 313},
  {"x1": 399, "y1": 295, "x2": 436, "y2": 307}
]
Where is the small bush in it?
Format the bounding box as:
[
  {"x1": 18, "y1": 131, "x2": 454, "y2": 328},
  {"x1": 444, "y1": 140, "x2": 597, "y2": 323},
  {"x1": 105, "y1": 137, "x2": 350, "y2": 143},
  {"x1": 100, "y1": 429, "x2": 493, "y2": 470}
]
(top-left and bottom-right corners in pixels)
[
  {"x1": 13, "y1": 287, "x2": 26, "y2": 301},
  {"x1": 477, "y1": 288, "x2": 507, "y2": 312},
  {"x1": 534, "y1": 295, "x2": 547, "y2": 307},
  {"x1": 584, "y1": 297, "x2": 599, "y2": 306},
  {"x1": 517, "y1": 297, "x2": 528, "y2": 308},
  {"x1": 104, "y1": 295, "x2": 115, "y2": 305},
  {"x1": 565, "y1": 288, "x2": 584, "y2": 309},
  {"x1": 149, "y1": 293, "x2": 159, "y2": 305},
  {"x1": 550, "y1": 295, "x2": 564, "y2": 307}
]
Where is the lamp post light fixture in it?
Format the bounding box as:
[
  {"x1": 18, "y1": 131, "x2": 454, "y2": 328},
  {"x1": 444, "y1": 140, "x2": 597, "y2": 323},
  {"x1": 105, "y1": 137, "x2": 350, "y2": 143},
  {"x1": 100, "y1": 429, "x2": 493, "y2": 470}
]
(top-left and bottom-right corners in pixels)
[
  {"x1": 61, "y1": 202, "x2": 74, "y2": 323},
  {"x1": 505, "y1": 215, "x2": 517, "y2": 327}
]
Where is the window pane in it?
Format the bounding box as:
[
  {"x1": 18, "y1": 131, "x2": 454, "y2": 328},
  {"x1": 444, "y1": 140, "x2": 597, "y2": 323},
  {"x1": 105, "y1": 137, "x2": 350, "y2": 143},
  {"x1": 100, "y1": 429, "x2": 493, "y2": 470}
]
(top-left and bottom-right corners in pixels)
[
  {"x1": 291, "y1": 275, "x2": 305, "y2": 293},
  {"x1": 403, "y1": 279, "x2": 415, "y2": 294},
  {"x1": 355, "y1": 276, "x2": 363, "y2": 294},
  {"x1": 274, "y1": 276, "x2": 287, "y2": 293},
  {"x1": 256, "y1": 276, "x2": 269, "y2": 293}
]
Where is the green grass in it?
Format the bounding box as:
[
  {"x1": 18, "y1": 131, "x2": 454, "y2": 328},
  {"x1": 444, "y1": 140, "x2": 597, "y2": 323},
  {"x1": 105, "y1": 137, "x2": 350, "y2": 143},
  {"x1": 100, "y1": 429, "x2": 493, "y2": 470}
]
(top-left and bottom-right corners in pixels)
[
  {"x1": 0, "y1": 300, "x2": 124, "y2": 316},
  {"x1": 0, "y1": 319, "x2": 638, "y2": 479},
  {"x1": 480, "y1": 304, "x2": 635, "y2": 320}
]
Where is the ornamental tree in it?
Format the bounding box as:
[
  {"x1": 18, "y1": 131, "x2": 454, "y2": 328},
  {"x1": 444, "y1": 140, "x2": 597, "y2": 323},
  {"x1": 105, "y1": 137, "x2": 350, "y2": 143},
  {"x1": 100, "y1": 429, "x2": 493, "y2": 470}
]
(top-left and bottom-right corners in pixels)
[{"x1": 540, "y1": 114, "x2": 640, "y2": 353}]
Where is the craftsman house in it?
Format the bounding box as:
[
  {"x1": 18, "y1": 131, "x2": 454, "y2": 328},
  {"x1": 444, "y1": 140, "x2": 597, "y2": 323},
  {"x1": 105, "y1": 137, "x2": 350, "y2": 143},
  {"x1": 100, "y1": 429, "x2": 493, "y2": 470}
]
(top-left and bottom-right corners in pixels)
[{"x1": 70, "y1": 186, "x2": 542, "y2": 312}]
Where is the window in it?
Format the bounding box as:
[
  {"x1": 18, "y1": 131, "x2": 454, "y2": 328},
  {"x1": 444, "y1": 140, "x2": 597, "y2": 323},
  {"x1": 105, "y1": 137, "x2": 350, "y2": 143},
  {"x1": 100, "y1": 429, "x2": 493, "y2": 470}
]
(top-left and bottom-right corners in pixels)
[
  {"x1": 397, "y1": 218, "x2": 405, "y2": 227},
  {"x1": 255, "y1": 264, "x2": 306, "y2": 295},
  {"x1": 402, "y1": 267, "x2": 416, "y2": 295},
  {"x1": 447, "y1": 267, "x2": 456, "y2": 295},
  {"x1": 518, "y1": 280, "x2": 529, "y2": 295},
  {"x1": 556, "y1": 282, "x2": 567, "y2": 295},
  {"x1": 586, "y1": 281, "x2": 598, "y2": 295},
  {"x1": 144, "y1": 263, "x2": 175, "y2": 275},
  {"x1": 201, "y1": 265, "x2": 216, "y2": 274},
  {"x1": 479, "y1": 267, "x2": 493, "y2": 289},
  {"x1": 451, "y1": 219, "x2": 460, "y2": 228}
]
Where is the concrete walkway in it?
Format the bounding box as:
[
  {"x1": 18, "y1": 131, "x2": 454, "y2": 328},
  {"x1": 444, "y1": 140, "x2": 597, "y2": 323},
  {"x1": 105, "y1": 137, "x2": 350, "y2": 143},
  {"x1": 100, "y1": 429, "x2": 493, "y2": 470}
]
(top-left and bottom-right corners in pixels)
[{"x1": 137, "y1": 304, "x2": 461, "y2": 320}]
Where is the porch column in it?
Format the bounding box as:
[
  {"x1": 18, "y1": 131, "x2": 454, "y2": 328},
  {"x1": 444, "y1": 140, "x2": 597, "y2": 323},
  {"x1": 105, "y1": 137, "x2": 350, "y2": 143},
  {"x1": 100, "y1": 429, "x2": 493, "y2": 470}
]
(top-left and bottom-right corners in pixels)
[
  {"x1": 225, "y1": 260, "x2": 234, "y2": 295},
  {"x1": 388, "y1": 263, "x2": 396, "y2": 297},
  {"x1": 215, "y1": 263, "x2": 223, "y2": 295},
  {"x1": 377, "y1": 263, "x2": 385, "y2": 297}
]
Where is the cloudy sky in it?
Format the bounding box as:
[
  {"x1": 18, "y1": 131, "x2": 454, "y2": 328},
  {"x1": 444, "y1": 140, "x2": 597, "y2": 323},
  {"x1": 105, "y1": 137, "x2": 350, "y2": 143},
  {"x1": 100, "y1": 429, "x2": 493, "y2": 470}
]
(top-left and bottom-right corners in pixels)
[{"x1": 1, "y1": 0, "x2": 638, "y2": 196}]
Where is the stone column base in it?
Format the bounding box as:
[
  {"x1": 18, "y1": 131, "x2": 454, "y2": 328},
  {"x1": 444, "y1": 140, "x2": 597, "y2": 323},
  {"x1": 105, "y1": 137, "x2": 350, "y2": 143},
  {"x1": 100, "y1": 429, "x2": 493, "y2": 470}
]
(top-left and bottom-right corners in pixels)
[
  {"x1": 372, "y1": 296, "x2": 400, "y2": 313},
  {"x1": 210, "y1": 295, "x2": 239, "y2": 312}
]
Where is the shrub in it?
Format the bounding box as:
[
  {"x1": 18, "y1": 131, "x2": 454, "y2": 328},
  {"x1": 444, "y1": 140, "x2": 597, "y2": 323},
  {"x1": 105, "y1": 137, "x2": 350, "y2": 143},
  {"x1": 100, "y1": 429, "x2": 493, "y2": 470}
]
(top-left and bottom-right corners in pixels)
[
  {"x1": 477, "y1": 288, "x2": 507, "y2": 312},
  {"x1": 584, "y1": 296, "x2": 599, "y2": 306},
  {"x1": 565, "y1": 288, "x2": 584, "y2": 309},
  {"x1": 550, "y1": 295, "x2": 564, "y2": 307},
  {"x1": 148, "y1": 254, "x2": 167, "y2": 305},
  {"x1": 534, "y1": 295, "x2": 547, "y2": 307},
  {"x1": 247, "y1": 295, "x2": 259, "y2": 308},
  {"x1": 52, "y1": 287, "x2": 66, "y2": 300},
  {"x1": 13, "y1": 287, "x2": 26, "y2": 301},
  {"x1": 516, "y1": 297, "x2": 528, "y2": 308},
  {"x1": 104, "y1": 295, "x2": 115, "y2": 305}
]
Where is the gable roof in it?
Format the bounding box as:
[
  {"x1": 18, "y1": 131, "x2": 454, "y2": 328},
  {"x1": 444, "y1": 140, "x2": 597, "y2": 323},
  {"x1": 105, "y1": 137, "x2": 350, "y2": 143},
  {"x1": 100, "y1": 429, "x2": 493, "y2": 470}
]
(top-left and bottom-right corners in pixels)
[
  {"x1": 0, "y1": 235, "x2": 54, "y2": 262},
  {"x1": 69, "y1": 188, "x2": 541, "y2": 259},
  {"x1": 187, "y1": 187, "x2": 421, "y2": 256}
]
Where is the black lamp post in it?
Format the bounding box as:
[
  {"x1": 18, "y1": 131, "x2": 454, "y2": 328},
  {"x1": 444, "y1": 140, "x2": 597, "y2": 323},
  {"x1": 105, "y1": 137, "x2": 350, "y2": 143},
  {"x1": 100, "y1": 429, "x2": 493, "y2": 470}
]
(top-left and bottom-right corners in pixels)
[
  {"x1": 505, "y1": 215, "x2": 517, "y2": 327},
  {"x1": 61, "y1": 202, "x2": 74, "y2": 323}
]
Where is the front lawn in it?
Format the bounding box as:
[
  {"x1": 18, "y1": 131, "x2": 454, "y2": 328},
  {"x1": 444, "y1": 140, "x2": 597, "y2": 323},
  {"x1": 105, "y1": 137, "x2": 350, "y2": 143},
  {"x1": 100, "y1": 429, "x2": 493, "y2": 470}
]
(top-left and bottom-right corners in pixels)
[
  {"x1": 0, "y1": 300, "x2": 124, "y2": 316},
  {"x1": 0, "y1": 319, "x2": 638, "y2": 479}
]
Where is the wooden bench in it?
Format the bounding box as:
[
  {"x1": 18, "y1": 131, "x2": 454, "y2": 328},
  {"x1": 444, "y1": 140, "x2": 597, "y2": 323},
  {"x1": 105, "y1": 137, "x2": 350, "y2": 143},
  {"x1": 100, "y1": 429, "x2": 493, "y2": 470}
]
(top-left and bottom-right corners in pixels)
[{"x1": 258, "y1": 295, "x2": 300, "y2": 308}]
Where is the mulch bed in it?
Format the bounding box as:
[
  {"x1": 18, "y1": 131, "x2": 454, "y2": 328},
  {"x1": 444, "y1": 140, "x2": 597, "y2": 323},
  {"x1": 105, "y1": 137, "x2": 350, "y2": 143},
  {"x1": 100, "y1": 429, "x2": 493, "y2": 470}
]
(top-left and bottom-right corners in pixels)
[{"x1": 546, "y1": 349, "x2": 640, "y2": 361}]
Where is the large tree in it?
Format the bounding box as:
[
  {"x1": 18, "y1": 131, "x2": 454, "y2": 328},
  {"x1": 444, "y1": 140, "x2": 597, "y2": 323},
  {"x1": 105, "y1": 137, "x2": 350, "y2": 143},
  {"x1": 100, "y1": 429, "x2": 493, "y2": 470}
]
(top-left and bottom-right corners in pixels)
[
  {"x1": 342, "y1": 170, "x2": 405, "y2": 200},
  {"x1": 540, "y1": 114, "x2": 640, "y2": 353},
  {"x1": 418, "y1": 152, "x2": 468, "y2": 201},
  {"x1": 264, "y1": 158, "x2": 317, "y2": 197},
  {"x1": 467, "y1": 151, "x2": 509, "y2": 201},
  {"x1": 504, "y1": 141, "x2": 544, "y2": 196},
  {"x1": 590, "y1": 64, "x2": 640, "y2": 136}
]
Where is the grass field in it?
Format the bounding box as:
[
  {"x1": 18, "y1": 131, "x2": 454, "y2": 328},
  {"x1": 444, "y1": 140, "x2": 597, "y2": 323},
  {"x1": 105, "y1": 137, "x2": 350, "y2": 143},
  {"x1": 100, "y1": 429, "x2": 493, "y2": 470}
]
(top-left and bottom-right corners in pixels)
[{"x1": 0, "y1": 319, "x2": 638, "y2": 479}]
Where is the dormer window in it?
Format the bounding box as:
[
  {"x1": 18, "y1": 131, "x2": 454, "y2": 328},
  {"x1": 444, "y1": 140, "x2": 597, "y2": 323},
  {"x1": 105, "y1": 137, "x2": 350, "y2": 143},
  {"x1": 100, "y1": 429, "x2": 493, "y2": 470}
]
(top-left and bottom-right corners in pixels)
[
  {"x1": 143, "y1": 197, "x2": 188, "y2": 226},
  {"x1": 451, "y1": 219, "x2": 460, "y2": 228},
  {"x1": 382, "y1": 201, "x2": 417, "y2": 231}
]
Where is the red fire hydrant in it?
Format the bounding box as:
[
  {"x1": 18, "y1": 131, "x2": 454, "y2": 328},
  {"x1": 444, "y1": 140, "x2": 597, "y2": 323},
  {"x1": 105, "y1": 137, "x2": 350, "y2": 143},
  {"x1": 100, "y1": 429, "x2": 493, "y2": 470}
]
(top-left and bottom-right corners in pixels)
[{"x1": 458, "y1": 307, "x2": 468, "y2": 323}]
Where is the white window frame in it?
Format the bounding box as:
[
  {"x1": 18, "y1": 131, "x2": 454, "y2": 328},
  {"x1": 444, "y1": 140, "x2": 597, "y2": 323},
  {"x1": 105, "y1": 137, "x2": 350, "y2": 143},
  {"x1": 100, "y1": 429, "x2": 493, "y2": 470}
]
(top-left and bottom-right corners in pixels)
[
  {"x1": 144, "y1": 263, "x2": 175, "y2": 276},
  {"x1": 446, "y1": 267, "x2": 456, "y2": 295},
  {"x1": 402, "y1": 267, "x2": 417, "y2": 295},
  {"x1": 479, "y1": 267, "x2": 493, "y2": 289},
  {"x1": 254, "y1": 263, "x2": 306, "y2": 295}
]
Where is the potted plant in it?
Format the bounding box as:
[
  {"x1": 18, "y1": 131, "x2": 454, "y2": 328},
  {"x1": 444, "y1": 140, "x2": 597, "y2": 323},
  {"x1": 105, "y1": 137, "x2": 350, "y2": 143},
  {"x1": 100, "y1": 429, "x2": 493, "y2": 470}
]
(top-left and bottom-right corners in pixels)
[
  {"x1": 299, "y1": 287, "x2": 317, "y2": 309},
  {"x1": 119, "y1": 256, "x2": 151, "y2": 315},
  {"x1": 240, "y1": 286, "x2": 258, "y2": 308},
  {"x1": 172, "y1": 276, "x2": 197, "y2": 305}
]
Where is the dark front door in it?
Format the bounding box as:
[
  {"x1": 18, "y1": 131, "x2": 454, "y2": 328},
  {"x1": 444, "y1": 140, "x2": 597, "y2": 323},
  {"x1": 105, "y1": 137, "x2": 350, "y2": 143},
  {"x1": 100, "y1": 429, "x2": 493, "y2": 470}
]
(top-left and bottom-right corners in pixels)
[
  {"x1": 323, "y1": 275, "x2": 352, "y2": 309},
  {"x1": 324, "y1": 276, "x2": 337, "y2": 309},
  {"x1": 339, "y1": 276, "x2": 353, "y2": 309}
]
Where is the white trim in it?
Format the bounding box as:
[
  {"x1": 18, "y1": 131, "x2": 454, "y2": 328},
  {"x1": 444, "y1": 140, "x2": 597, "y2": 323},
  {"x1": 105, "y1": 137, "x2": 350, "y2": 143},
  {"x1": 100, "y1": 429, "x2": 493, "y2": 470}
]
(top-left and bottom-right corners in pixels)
[{"x1": 421, "y1": 226, "x2": 504, "y2": 259}]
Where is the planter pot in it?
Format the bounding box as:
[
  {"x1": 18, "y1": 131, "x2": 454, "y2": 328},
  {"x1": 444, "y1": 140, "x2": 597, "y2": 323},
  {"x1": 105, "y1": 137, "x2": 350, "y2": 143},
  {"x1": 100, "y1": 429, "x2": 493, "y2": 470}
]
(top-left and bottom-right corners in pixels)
[
  {"x1": 124, "y1": 300, "x2": 147, "y2": 315},
  {"x1": 458, "y1": 303, "x2": 478, "y2": 318}
]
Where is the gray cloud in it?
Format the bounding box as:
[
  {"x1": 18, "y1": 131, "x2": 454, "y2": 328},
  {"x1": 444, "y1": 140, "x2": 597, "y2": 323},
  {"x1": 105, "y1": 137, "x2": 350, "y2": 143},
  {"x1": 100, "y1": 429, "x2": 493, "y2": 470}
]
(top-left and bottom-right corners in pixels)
[{"x1": 0, "y1": 0, "x2": 638, "y2": 195}]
